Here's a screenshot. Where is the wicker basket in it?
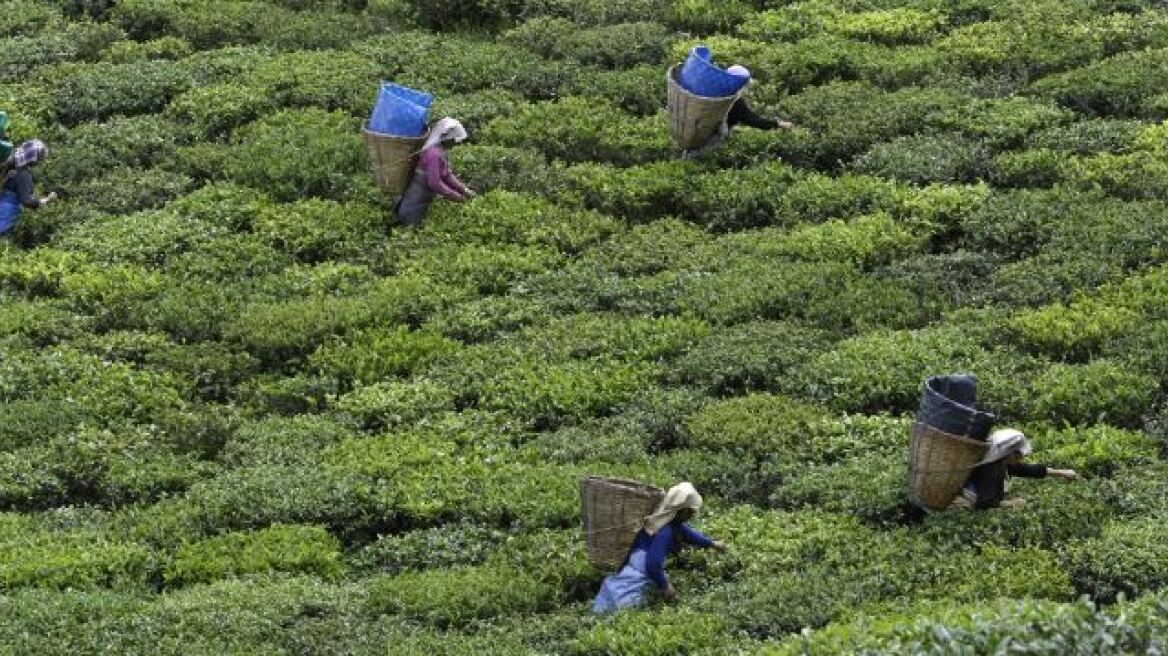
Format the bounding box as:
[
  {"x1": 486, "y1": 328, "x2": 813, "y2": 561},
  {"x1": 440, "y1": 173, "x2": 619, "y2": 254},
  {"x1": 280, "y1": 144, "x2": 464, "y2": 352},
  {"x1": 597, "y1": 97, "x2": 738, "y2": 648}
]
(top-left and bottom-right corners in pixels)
[
  {"x1": 666, "y1": 65, "x2": 741, "y2": 151},
  {"x1": 580, "y1": 476, "x2": 665, "y2": 570},
  {"x1": 362, "y1": 124, "x2": 425, "y2": 195},
  {"x1": 907, "y1": 421, "x2": 989, "y2": 511}
]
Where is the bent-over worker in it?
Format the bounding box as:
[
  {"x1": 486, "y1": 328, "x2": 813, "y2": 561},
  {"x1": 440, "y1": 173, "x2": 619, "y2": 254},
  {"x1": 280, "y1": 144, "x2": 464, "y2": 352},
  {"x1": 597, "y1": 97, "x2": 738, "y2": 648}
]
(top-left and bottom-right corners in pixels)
[
  {"x1": 592, "y1": 482, "x2": 727, "y2": 614},
  {"x1": 683, "y1": 65, "x2": 794, "y2": 158},
  {"x1": 395, "y1": 117, "x2": 476, "y2": 228},
  {"x1": 952, "y1": 428, "x2": 1079, "y2": 510},
  {"x1": 1, "y1": 140, "x2": 55, "y2": 235}
]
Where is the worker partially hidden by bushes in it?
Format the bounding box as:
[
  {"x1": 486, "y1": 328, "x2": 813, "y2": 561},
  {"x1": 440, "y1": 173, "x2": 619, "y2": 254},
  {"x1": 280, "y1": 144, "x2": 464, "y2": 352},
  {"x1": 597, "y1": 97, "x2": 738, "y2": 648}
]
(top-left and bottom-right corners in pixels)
[
  {"x1": 1, "y1": 140, "x2": 56, "y2": 236},
  {"x1": 951, "y1": 429, "x2": 1080, "y2": 510},
  {"x1": 395, "y1": 118, "x2": 477, "y2": 228},
  {"x1": 684, "y1": 66, "x2": 794, "y2": 159},
  {"x1": 592, "y1": 482, "x2": 727, "y2": 614}
]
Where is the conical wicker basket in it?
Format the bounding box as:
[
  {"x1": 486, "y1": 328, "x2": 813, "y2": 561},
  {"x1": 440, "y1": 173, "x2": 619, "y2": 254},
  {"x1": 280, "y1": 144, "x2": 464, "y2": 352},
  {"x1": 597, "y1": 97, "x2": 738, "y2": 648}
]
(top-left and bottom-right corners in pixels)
[
  {"x1": 580, "y1": 476, "x2": 665, "y2": 570},
  {"x1": 907, "y1": 421, "x2": 989, "y2": 511},
  {"x1": 362, "y1": 124, "x2": 425, "y2": 195},
  {"x1": 665, "y1": 65, "x2": 740, "y2": 150}
]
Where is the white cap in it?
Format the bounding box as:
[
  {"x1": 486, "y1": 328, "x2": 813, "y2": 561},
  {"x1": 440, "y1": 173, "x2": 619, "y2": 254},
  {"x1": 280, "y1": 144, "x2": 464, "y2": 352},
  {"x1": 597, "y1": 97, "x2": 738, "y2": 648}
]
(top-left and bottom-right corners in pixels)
[{"x1": 726, "y1": 65, "x2": 751, "y2": 79}]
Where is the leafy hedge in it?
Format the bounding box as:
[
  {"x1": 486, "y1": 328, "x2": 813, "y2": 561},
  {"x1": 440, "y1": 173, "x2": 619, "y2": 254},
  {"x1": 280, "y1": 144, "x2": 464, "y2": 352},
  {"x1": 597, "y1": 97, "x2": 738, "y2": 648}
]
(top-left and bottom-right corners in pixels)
[{"x1": 1, "y1": 0, "x2": 1167, "y2": 652}]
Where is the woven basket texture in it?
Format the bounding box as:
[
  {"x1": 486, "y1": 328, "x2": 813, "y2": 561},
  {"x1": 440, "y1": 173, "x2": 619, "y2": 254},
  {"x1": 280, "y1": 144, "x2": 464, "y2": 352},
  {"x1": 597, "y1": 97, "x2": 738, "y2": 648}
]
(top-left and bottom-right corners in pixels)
[
  {"x1": 907, "y1": 421, "x2": 988, "y2": 511},
  {"x1": 580, "y1": 476, "x2": 665, "y2": 569},
  {"x1": 362, "y1": 125, "x2": 424, "y2": 195},
  {"x1": 666, "y1": 65, "x2": 739, "y2": 150}
]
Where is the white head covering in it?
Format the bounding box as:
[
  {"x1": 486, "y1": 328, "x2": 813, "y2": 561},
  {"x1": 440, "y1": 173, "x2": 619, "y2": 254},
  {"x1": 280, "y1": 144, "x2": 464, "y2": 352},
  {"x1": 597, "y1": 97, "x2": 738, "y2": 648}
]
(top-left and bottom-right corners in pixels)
[
  {"x1": 726, "y1": 65, "x2": 751, "y2": 79},
  {"x1": 423, "y1": 117, "x2": 468, "y2": 152},
  {"x1": 643, "y1": 482, "x2": 703, "y2": 536},
  {"x1": 977, "y1": 428, "x2": 1032, "y2": 465}
]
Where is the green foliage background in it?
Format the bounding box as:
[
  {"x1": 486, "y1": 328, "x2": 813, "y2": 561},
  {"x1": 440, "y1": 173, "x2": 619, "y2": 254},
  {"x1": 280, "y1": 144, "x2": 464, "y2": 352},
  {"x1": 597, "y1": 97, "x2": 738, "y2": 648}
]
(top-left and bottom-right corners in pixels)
[{"x1": 1, "y1": 0, "x2": 1167, "y2": 652}]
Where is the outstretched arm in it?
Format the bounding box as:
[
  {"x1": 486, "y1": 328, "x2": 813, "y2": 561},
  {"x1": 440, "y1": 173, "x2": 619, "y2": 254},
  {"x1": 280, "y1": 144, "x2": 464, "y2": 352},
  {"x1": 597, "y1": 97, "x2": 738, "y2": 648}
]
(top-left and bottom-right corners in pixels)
[
  {"x1": 677, "y1": 523, "x2": 716, "y2": 548},
  {"x1": 726, "y1": 98, "x2": 778, "y2": 130},
  {"x1": 421, "y1": 149, "x2": 465, "y2": 201},
  {"x1": 441, "y1": 163, "x2": 472, "y2": 197},
  {"x1": 1006, "y1": 463, "x2": 1049, "y2": 479}
]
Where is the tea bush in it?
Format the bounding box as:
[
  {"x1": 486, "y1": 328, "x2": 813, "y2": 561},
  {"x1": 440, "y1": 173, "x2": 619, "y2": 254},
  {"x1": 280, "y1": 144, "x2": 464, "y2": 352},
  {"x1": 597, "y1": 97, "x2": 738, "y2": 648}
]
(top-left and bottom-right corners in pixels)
[
  {"x1": 572, "y1": 607, "x2": 728, "y2": 656},
  {"x1": 44, "y1": 60, "x2": 195, "y2": 124},
  {"x1": 331, "y1": 379, "x2": 457, "y2": 430},
  {"x1": 0, "y1": 513, "x2": 151, "y2": 590},
  {"x1": 165, "y1": 83, "x2": 276, "y2": 139},
  {"x1": 538, "y1": 0, "x2": 670, "y2": 25},
  {"x1": 471, "y1": 355, "x2": 657, "y2": 429},
  {"x1": 422, "y1": 191, "x2": 618, "y2": 255},
  {"x1": 43, "y1": 114, "x2": 194, "y2": 184},
  {"x1": 1028, "y1": 360, "x2": 1156, "y2": 428},
  {"x1": 1038, "y1": 424, "x2": 1161, "y2": 477},
  {"x1": 0, "y1": 2, "x2": 65, "y2": 38},
  {"x1": 1031, "y1": 48, "x2": 1168, "y2": 117},
  {"x1": 731, "y1": 213, "x2": 925, "y2": 269},
  {"x1": 224, "y1": 109, "x2": 364, "y2": 202},
  {"x1": 423, "y1": 294, "x2": 546, "y2": 343},
  {"x1": 351, "y1": 522, "x2": 505, "y2": 574},
  {"x1": 310, "y1": 326, "x2": 459, "y2": 388},
  {"x1": 851, "y1": 133, "x2": 990, "y2": 184},
  {"x1": 100, "y1": 36, "x2": 192, "y2": 63},
  {"x1": 240, "y1": 50, "x2": 378, "y2": 114},
  {"x1": 774, "y1": 593, "x2": 1168, "y2": 655},
  {"x1": 225, "y1": 275, "x2": 459, "y2": 365},
  {"x1": 368, "y1": 564, "x2": 559, "y2": 628},
  {"x1": 565, "y1": 66, "x2": 667, "y2": 117},
  {"x1": 54, "y1": 208, "x2": 226, "y2": 267},
  {"x1": 1009, "y1": 297, "x2": 1142, "y2": 362},
  {"x1": 164, "y1": 524, "x2": 343, "y2": 587},
  {"x1": 779, "y1": 81, "x2": 965, "y2": 167},
  {"x1": 504, "y1": 19, "x2": 673, "y2": 68},
  {"x1": 670, "y1": 320, "x2": 833, "y2": 396},
  {"x1": 0, "y1": 21, "x2": 124, "y2": 80},
  {"x1": 112, "y1": 0, "x2": 374, "y2": 50},
  {"x1": 430, "y1": 90, "x2": 525, "y2": 133},
  {"x1": 251, "y1": 199, "x2": 383, "y2": 263},
  {"x1": 684, "y1": 394, "x2": 838, "y2": 460},
  {"x1": 988, "y1": 148, "x2": 1065, "y2": 188},
  {"x1": 765, "y1": 450, "x2": 909, "y2": 525},
  {"x1": 562, "y1": 160, "x2": 702, "y2": 221},
  {"x1": 67, "y1": 167, "x2": 196, "y2": 216},
  {"x1": 481, "y1": 97, "x2": 673, "y2": 166},
  {"x1": 1067, "y1": 517, "x2": 1168, "y2": 603},
  {"x1": 4, "y1": 0, "x2": 1168, "y2": 651},
  {"x1": 1027, "y1": 117, "x2": 1145, "y2": 153},
  {"x1": 799, "y1": 325, "x2": 1037, "y2": 415}
]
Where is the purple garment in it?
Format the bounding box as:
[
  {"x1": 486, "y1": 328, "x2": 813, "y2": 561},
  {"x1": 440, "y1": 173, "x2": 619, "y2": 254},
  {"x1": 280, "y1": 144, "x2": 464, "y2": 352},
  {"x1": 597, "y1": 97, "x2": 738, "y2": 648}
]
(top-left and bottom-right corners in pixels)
[
  {"x1": 418, "y1": 147, "x2": 467, "y2": 201},
  {"x1": 395, "y1": 146, "x2": 468, "y2": 227}
]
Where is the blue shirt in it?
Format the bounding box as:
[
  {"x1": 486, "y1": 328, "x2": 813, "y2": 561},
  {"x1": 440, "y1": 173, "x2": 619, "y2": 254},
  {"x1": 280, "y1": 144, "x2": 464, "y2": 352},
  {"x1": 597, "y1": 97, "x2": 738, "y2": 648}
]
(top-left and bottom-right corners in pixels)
[{"x1": 629, "y1": 521, "x2": 715, "y2": 590}]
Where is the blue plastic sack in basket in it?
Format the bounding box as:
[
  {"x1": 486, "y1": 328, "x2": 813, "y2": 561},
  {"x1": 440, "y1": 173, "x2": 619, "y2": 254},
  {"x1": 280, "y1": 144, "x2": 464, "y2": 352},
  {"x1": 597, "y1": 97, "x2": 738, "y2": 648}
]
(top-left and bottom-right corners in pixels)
[
  {"x1": 678, "y1": 46, "x2": 750, "y2": 98},
  {"x1": 368, "y1": 83, "x2": 433, "y2": 137}
]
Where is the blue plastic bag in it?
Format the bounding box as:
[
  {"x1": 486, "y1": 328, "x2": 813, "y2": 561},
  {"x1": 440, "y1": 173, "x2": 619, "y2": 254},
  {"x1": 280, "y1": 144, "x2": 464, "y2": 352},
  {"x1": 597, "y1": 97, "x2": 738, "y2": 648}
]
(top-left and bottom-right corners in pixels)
[
  {"x1": 368, "y1": 83, "x2": 433, "y2": 137},
  {"x1": 678, "y1": 46, "x2": 749, "y2": 98}
]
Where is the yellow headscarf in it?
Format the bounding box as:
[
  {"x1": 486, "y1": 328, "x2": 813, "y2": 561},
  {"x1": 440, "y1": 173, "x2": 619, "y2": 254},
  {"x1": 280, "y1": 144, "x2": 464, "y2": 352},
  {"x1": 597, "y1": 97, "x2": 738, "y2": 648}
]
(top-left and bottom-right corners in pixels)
[{"x1": 642, "y1": 482, "x2": 703, "y2": 536}]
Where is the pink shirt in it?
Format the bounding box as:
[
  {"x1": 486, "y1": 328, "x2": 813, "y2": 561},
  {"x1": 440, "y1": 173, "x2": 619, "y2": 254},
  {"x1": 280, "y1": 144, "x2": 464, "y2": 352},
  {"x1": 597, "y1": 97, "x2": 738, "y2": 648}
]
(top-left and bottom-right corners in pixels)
[{"x1": 419, "y1": 146, "x2": 468, "y2": 201}]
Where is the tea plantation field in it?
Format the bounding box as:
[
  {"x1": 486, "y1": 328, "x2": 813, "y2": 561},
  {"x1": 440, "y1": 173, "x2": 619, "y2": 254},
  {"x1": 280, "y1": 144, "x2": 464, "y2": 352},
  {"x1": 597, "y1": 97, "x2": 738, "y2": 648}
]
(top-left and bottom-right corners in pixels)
[{"x1": 2, "y1": 0, "x2": 1168, "y2": 653}]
